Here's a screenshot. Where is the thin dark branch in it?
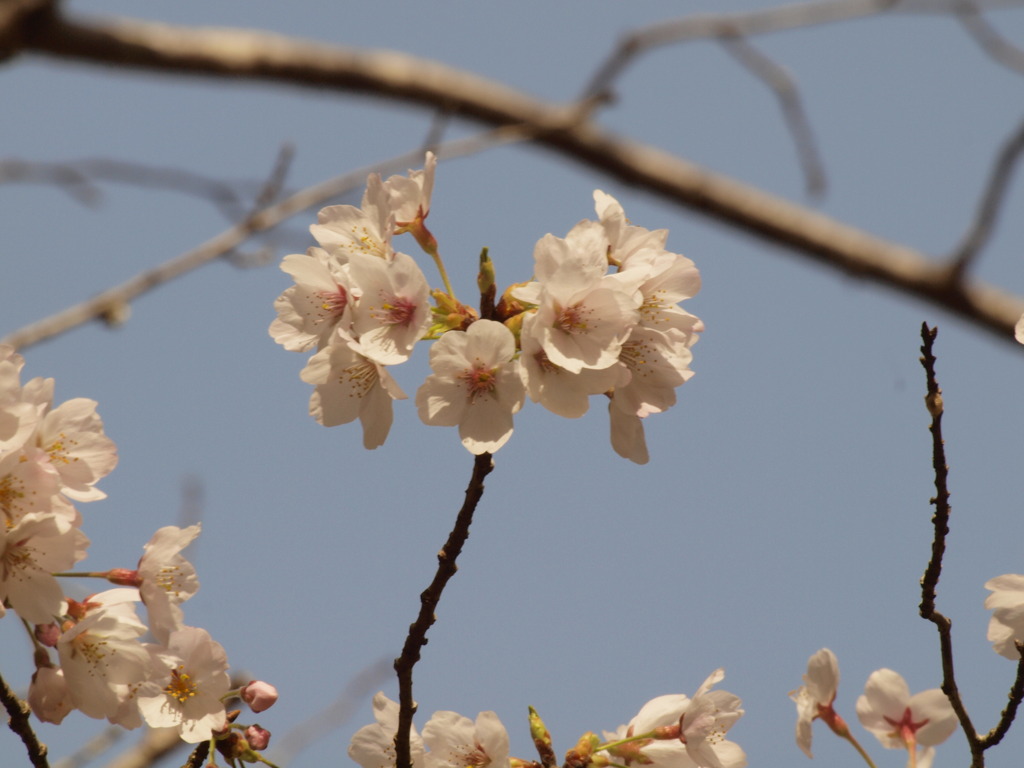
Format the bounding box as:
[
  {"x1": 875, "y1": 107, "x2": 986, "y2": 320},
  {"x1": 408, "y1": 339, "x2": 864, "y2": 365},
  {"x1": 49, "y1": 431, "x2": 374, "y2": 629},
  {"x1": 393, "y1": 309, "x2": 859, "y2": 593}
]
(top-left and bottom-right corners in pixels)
[
  {"x1": 956, "y1": 0, "x2": 1024, "y2": 75},
  {"x1": 0, "y1": 669, "x2": 50, "y2": 768},
  {"x1": 393, "y1": 452, "x2": 495, "y2": 768},
  {"x1": 980, "y1": 642, "x2": 1024, "y2": 747},
  {"x1": 917, "y1": 323, "x2": 984, "y2": 767},
  {"x1": 948, "y1": 114, "x2": 1024, "y2": 278},
  {"x1": 180, "y1": 741, "x2": 209, "y2": 768},
  {"x1": 718, "y1": 33, "x2": 826, "y2": 197}
]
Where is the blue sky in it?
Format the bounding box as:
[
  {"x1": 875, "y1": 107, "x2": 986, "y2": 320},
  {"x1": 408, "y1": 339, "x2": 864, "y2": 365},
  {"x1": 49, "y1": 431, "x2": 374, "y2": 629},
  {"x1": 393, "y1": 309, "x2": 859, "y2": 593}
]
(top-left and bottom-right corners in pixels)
[{"x1": 2, "y1": 2, "x2": 1024, "y2": 767}]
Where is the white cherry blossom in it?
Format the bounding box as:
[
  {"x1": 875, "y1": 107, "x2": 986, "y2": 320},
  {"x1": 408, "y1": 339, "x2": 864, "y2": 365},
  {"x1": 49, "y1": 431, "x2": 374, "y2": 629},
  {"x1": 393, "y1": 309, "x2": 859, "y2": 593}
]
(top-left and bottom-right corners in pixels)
[
  {"x1": 790, "y1": 648, "x2": 842, "y2": 758},
  {"x1": 349, "y1": 692, "x2": 425, "y2": 768},
  {"x1": 137, "y1": 626, "x2": 231, "y2": 742},
  {"x1": 985, "y1": 574, "x2": 1024, "y2": 659},
  {"x1": 270, "y1": 247, "x2": 355, "y2": 352},
  {"x1": 388, "y1": 151, "x2": 437, "y2": 230},
  {"x1": 423, "y1": 709, "x2": 510, "y2": 768},
  {"x1": 310, "y1": 173, "x2": 395, "y2": 261},
  {"x1": 301, "y1": 335, "x2": 407, "y2": 449},
  {"x1": 855, "y1": 668, "x2": 955, "y2": 768},
  {"x1": 137, "y1": 524, "x2": 201, "y2": 644},
  {"x1": 416, "y1": 320, "x2": 525, "y2": 454}
]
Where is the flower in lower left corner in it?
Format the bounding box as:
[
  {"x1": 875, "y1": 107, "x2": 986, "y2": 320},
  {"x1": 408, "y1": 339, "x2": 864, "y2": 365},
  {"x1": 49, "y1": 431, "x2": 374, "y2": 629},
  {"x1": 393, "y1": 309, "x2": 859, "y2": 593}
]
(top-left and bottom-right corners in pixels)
[
  {"x1": 137, "y1": 626, "x2": 230, "y2": 743},
  {"x1": 349, "y1": 692, "x2": 425, "y2": 768}
]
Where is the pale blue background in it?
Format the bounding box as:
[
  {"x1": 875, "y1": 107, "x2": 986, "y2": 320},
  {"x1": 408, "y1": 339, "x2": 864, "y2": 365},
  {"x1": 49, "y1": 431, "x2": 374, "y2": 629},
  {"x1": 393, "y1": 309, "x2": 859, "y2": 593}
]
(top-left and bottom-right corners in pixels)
[{"x1": 2, "y1": 2, "x2": 1024, "y2": 767}]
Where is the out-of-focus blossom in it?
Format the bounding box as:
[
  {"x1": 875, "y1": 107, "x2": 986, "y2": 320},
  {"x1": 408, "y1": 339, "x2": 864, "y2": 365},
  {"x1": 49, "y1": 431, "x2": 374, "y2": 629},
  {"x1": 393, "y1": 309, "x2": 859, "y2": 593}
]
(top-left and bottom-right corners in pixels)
[
  {"x1": 28, "y1": 666, "x2": 73, "y2": 725},
  {"x1": 349, "y1": 692, "x2": 425, "y2": 768},
  {"x1": 985, "y1": 574, "x2": 1024, "y2": 659}
]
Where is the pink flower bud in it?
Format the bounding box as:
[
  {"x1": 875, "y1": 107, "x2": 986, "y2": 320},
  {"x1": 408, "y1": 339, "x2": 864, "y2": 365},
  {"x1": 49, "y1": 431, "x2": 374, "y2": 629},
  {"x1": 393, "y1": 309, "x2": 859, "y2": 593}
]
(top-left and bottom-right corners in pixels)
[
  {"x1": 34, "y1": 623, "x2": 60, "y2": 647},
  {"x1": 245, "y1": 724, "x2": 271, "y2": 751},
  {"x1": 241, "y1": 680, "x2": 278, "y2": 713},
  {"x1": 105, "y1": 568, "x2": 142, "y2": 587}
]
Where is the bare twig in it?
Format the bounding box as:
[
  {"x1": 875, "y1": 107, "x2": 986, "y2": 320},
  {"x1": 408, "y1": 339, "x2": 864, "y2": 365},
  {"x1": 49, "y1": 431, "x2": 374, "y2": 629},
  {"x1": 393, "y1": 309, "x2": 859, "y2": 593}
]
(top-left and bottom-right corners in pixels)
[
  {"x1": 0, "y1": 157, "x2": 271, "y2": 220},
  {"x1": 915, "y1": 323, "x2": 1024, "y2": 768},
  {"x1": 393, "y1": 452, "x2": 495, "y2": 768},
  {"x1": 718, "y1": 33, "x2": 826, "y2": 197},
  {"x1": 0, "y1": 126, "x2": 532, "y2": 351},
  {"x1": 956, "y1": 0, "x2": 1024, "y2": 75},
  {"x1": 948, "y1": 115, "x2": 1024, "y2": 278},
  {"x1": 0, "y1": 669, "x2": 50, "y2": 768},
  {"x1": 15, "y1": 8, "x2": 1024, "y2": 343}
]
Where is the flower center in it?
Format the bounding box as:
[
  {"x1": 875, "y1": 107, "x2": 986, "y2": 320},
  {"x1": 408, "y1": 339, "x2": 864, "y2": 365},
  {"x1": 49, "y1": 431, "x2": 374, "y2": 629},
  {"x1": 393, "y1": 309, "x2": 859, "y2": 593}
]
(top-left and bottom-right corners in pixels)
[
  {"x1": 883, "y1": 707, "x2": 929, "y2": 747},
  {"x1": 373, "y1": 294, "x2": 418, "y2": 328},
  {"x1": 555, "y1": 302, "x2": 592, "y2": 335},
  {"x1": 459, "y1": 362, "x2": 499, "y2": 402},
  {"x1": 164, "y1": 665, "x2": 197, "y2": 704}
]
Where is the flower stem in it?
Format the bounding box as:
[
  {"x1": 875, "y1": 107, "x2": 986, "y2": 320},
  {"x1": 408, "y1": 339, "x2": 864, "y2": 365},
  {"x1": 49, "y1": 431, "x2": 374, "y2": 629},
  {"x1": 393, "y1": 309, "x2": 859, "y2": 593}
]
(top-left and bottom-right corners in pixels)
[{"x1": 842, "y1": 731, "x2": 878, "y2": 768}]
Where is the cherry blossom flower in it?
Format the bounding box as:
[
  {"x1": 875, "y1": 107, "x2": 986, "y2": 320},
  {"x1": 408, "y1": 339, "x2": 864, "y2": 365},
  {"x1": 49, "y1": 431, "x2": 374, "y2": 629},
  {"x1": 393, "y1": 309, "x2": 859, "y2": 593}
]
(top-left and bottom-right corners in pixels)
[
  {"x1": 347, "y1": 251, "x2": 432, "y2": 365},
  {"x1": 269, "y1": 247, "x2": 355, "y2": 352},
  {"x1": 1015, "y1": 313, "x2": 1024, "y2": 344},
  {"x1": 1, "y1": 511, "x2": 87, "y2": 624},
  {"x1": 601, "y1": 670, "x2": 745, "y2": 768},
  {"x1": 984, "y1": 574, "x2": 1024, "y2": 659},
  {"x1": 301, "y1": 335, "x2": 407, "y2": 449},
  {"x1": 423, "y1": 709, "x2": 510, "y2": 768},
  {"x1": 679, "y1": 669, "x2": 746, "y2": 768},
  {"x1": 517, "y1": 226, "x2": 639, "y2": 374},
  {"x1": 608, "y1": 404, "x2": 649, "y2": 465},
  {"x1": 0, "y1": 345, "x2": 41, "y2": 459},
  {"x1": 34, "y1": 396, "x2": 118, "y2": 502},
  {"x1": 136, "y1": 524, "x2": 201, "y2": 644},
  {"x1": 349, "y1": 692, "x2": 425, "y2": 768},
  {"x1": 137, "y1": 626, "x2": 231, "y2": 742},
  {"x1": 388, "y1": 152, "x2": 436, "y2": 231},
  {"x1": 416, "y1": 320, "x2": 525, "y2": 454},
  {"x1": 855, "y1": 669, "x2": 955, "y2": 768},
  {"x1": 57, "y1": 588, "x2": 154, "y2": 724},
  {"x1": 790, "y1": 648, "x2": 845, "y2": 758},
  {"x1": 593, "y1": 190, "x2": 669, "y2": 267},
  {"x1": 519, "y1": 312, "x2": 628, "y2": 419},
  {"x1": 310, "y1": 173, "x2": 395, "y2": 261}
]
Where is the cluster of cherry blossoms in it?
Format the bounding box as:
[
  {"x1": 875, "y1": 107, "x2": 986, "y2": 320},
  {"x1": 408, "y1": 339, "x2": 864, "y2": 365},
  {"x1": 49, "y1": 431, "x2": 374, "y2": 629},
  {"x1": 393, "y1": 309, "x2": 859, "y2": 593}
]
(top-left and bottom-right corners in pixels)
[
  {"x1": 0, "y1": 346, "x2": 278, "y2": 762},
  {"x1": 791, "y1": 577, "x2": 1024, "y2": 768},
  {"x1": 791, "y1": 649, "x2": 956, "y2": 768},
  {"x1": 351, "y1": 671, "x2": 744, "y2": 768},
  {"x1": 270, "y1": 153, "x2": 701, "y2": 463}
]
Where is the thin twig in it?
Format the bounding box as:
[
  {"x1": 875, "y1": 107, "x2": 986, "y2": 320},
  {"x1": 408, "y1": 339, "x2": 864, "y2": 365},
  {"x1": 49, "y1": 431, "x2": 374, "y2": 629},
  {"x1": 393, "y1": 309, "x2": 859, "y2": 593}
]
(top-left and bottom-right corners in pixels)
[
  {"x1": 0, "y1": 125, "x2": 533, "y2": 351},
  {"x1": 948, "y1": 114, "x2": 1024, "y2": 279},
  {"x1": 980, "y1": 641, "x2": 1024, "y2": 748},
  {"x1": 718, "y1": 33, "x2": 826, "y2": 197},
  {"x1": 917, "y1": 323, "x2": 985, "y2": 767},
  {"x1": 0, "y1": 669, "x2": 50, "y2": 768},
  {"x1": 393, "y1": 452, "x2": 495, "y2": 768},
  {"x1": 0, "y1": 157, "x2": 268, "y2": 220}
]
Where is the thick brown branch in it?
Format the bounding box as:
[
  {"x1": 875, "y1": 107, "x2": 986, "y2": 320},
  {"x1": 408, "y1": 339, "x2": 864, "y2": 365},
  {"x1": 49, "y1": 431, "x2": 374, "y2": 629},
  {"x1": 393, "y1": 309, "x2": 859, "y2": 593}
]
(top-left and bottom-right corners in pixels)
[
  {"x1": 18, "y1": 10, "x2": 1024, "y2": 344},
  {"x1": 0, "y1": 670, "x2": 50, "y2": 768},
  {"x1": 393, "y1": 453, "x2": 495, "y2": 768}
]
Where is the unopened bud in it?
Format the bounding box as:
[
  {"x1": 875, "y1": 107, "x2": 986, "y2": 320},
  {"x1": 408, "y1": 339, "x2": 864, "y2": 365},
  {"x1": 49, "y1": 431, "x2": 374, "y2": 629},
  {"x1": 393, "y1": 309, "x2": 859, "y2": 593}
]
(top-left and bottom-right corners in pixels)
[
  {"x1": 105, "y1": 568, "x2": 142, "y2": 587},
  {"x1": 245, "y1": 724, "x2": 271, "y2": 751},
  {"x1": 34, "y1": 623, "x2": 60, "y2": 648},
  {"x1": 241, "y1": 680, "x2": 279, "y2": 713},
  {"x1": 924, "y1": 389, "x2": 943, "y2": 418}
]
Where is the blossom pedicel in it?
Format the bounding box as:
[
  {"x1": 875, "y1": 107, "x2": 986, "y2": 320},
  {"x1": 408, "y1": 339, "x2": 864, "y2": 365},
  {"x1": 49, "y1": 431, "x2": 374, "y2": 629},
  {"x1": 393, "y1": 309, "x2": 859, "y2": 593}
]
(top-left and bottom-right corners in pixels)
[{"x1": 271, "y1": 154, "x2": 702, "y2": 463}]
